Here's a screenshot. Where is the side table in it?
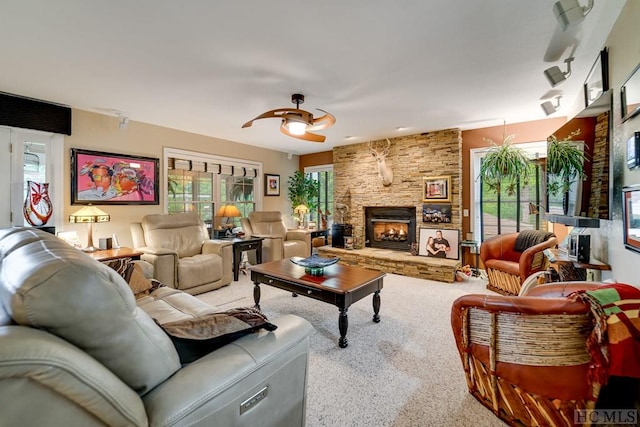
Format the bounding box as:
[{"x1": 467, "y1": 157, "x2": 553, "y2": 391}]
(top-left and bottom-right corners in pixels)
[
  {"x1": 227, "y1": 237, "x2": 263, "y2": 281},
  {"x1": 86, "y1": 247, "x2": 143, "y2": 262},
  {"x1": 460, "y1": 240, "x2": 480, "y2": 277},
  {"x1": 548, "y1": 248, "x2": 611, "y2": 281}
]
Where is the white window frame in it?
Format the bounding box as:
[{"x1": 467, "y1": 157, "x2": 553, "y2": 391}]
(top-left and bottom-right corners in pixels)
[{"x1": 4, "y1": 126, "x2": 64, "y2": 230}]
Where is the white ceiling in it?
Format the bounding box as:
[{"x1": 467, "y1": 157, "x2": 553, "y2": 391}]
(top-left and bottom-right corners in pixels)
[{"x1": 0, "y1": 0, "x2": 626, "y2": 155}]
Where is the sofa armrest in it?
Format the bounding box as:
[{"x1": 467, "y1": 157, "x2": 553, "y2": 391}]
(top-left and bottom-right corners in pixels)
[
  {"x1": 202, "y1": 239, "x2": 232, "y2": 256},
  {"x1": 0, "y1": 326, "x2": 147, "y2": 427},
  {"x1": 142, "y1": 314, "x2": 313, "y2": 427},
  {"x1": 285, "y1": 229, "x2": 309, "y2": 242},
  {"x1": 136, "y1": 247, "x2": 178, "y2": 287}
]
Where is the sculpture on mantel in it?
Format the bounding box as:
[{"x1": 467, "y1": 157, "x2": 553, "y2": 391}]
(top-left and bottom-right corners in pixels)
[{"x1": 367, "y1": 138, "x2": 394, "y2": 186}]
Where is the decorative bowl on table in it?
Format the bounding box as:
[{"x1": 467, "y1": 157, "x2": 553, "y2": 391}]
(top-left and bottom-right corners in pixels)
[{"x1": 291, "y1": 254, "x2": 340, "y2": 276}]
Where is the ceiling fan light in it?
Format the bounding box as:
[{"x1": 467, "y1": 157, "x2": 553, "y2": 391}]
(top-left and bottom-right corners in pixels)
[{"x1": 286, "y1": 120, "x2": 307, "y2": 135}]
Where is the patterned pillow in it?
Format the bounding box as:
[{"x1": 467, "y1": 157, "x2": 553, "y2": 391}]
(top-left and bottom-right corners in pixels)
[
  {"x1": 128, "y1": 263, "x2": 153, "y2": 297},
  {"x1": 100, "y1": 257, "x2": 134, "y2": 282},
  {"x1": 158, "y1": 307, "x2": 277, "y2": 363}
]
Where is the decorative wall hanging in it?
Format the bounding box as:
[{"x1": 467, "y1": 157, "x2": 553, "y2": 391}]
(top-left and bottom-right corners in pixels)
[
  {"x1": 71, "y1": 148, "x2": 159, "y2": 205},
  {"x1": 264, "y1": 173, "x2": 280, "y2": 196},
  {"x1": 423, "y1": 176, "x2": 451, "y2": 202},
  {"x1": 422, "y1": 203, "x2": 452, "y2": 223}
]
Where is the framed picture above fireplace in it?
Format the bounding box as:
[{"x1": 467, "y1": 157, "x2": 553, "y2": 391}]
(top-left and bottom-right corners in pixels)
[
  {"x1": 423, "y1": 176, "x2": 451, "y2": 202},
  {"x1": 418, "y1": 227, "x2": 459, "y2": 260}
]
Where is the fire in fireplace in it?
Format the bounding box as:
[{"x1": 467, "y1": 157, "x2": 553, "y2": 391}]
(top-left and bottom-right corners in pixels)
[{"x1": 365, "y1": 206, "x2": 416, "y2": 251}]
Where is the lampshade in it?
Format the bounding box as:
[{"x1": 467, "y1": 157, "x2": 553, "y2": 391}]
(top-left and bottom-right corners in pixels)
[
  {"x1": 216, "y1": 205, "x2": 241, "y2": 218},
  {"x1": 285, "y1": 120, "x2": 307, "y2": 136},
  {"x1": 294, "y1": 204, "x2": 309, "y2": 214},
  {"x1": 69, "y1": 205, "x2": 110, "y2": 253},
  {"x1": 69, "y1": 205, "x2": 110, "y2": 223}
]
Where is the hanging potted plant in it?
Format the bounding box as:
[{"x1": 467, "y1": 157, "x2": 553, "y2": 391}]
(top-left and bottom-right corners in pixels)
[
  {"x1": 287, "y1": 171, "x2": 319, "y2": 226},
  {"x1": 546, "y1": 129, "x2": 588, "y2": 214},
  {"x1": 478, "y1": 133, "x2": 532, "y2": 195}
]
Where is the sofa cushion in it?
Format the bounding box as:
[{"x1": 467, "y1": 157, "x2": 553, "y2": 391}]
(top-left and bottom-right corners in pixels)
[
  {"x1": 177, "y1": 254, "x2": 223, "y2": 289},
  {"x1": 137, "y1": 286, "x2": 220, "y2": 323},
  {"x1": 0, "y1": 228, "x2": 181, "y2": 395}
]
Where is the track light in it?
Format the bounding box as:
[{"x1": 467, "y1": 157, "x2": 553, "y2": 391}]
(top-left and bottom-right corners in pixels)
[
  {"x1": 544, "y1": 57, "x2": 574, "y2": 87},
  {"x1": 553, "y1": 0, "x2": 594, "y2": 31},
  {"x1": 541, "y1": 96, "x2": 562, "y2": 116}
]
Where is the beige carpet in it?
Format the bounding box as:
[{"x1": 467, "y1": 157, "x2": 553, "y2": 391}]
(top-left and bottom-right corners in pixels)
[{"x1": 197, "y1": 270, "x2": 506, "y2": 427}]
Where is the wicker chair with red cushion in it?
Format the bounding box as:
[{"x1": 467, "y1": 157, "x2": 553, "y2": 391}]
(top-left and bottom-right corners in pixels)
[
  {"x1": 451, "y1": 281, "x2": 608, "y2": 426},
  {"x1": 480, "y1": 231, "x2": 557, "y2": 295}
]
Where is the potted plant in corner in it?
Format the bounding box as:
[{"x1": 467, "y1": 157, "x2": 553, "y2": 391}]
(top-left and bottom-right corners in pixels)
[
  {"x1": 546, "y1": 129, "x2": 588, "y2": 215},
  {"x1": 287, "y1": 171, "x2": 319, "y2": 228}
]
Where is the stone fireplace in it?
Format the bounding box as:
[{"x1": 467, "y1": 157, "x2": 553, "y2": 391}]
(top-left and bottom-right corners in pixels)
[{"x1": 365, "y1": 206, "x2": 416, "y2": 251}]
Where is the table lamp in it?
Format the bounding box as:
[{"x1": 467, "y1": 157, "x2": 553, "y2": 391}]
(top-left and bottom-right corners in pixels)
[
  {"x1": 294, "y1": 204, "x2": 309, "y2": 229},
  {"x1": 69, "y1": 205, "x2": 110, "y2": 252},
  {"x1": 216, "y1": 205, "x2": 241, "y2": 237}
]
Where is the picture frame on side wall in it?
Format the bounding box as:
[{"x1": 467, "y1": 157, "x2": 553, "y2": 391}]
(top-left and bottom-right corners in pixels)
[
  {"x1": 418, "y1": 227, "x2": 460, "y2": 260},
  {"x1": 584, "y1": 47, "x2": 609, "y2": 108},
  {"x1": 70, "y1": 148, "x2": 159, "y2": 205},
  {"x1": 264, "y1": 173, "x2": 280, "y2": 196},
  {"x1": 423, "y1": 176, "x2": 451, "y2": 202}
]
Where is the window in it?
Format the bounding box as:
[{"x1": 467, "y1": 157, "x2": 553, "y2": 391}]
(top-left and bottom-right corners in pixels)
[
  {"x1": 305, "y1": 165, "x2": 333, "y2": 226},
  {"x1": 471, "y1": 142, "x2": 547, "y2": 242},
  {"x1": 164, "y1": 148, "x2": 261, "y2": 232}
]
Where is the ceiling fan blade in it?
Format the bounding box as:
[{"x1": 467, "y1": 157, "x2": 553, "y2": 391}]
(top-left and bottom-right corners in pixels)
[
  {"x1": 306, "y1": 109, "x2": 336, "y2": 131},
  {"x1": 242, "y1": 108, "x2": 297, "y2": 128},
  {"x1": 280, "y1": 122, "x2": 326, "y2": 142}
]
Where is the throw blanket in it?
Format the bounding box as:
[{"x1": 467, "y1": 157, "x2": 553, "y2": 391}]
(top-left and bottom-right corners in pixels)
[
  {"x1": 513, "y1": 230, "x2": 555, "y2": 252},
  {"x1": 570, "y1": 283, "x2": 640, "y2": 382}
]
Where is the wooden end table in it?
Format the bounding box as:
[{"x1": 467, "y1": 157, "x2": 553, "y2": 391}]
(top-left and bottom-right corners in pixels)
[
  {"x1": 250, "y1": 258, "x2": 384, "y2": 348},
  {"x1": 86, "y1": 247, "x2": 143, "y2": 262},
  {"x1": 226, "y1": 237, "x2": 263, "y2": 281}
]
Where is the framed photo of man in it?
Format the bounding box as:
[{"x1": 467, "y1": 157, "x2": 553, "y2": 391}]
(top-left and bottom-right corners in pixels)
[{"x1": 418, "y1": 227, "x2": 460, "y2": 259}]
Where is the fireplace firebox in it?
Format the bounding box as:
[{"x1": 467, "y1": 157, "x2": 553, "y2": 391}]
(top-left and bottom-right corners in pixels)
[{"x1": 365, "y1": 206, "x2": 416, "y2": 251}]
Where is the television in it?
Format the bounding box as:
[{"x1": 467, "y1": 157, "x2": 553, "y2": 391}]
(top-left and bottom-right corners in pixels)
[
  {"x1": 545, "y1": 89, "x2": 612, "y2": 226},
  {"x1": 622, "y1": 185, "x2": 640, "y2": 254}
]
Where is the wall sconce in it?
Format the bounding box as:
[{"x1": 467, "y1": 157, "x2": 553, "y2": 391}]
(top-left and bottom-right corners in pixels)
[
  {"x1": 541, "y1": 96, "x2": 562, "y2": 116},
  {"x1": 553, "y1": 0, "x2": 594, "y2": 31},
  {"x1": 528, "y1": 202, "x2": 546, "y2": 215},
  {"x1": 544, "y1": 57, "x2": 574, "y2": 87}
]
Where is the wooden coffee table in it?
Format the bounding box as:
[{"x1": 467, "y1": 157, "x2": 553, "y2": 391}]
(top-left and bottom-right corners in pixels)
[{"x1": 250, "y1": 258, "x2": 385, "y2": 348}]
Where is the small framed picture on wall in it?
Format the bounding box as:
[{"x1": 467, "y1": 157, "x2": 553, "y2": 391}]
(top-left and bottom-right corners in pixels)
[
  {"x1": 423, "y1": 176, "x2": 451, "y2": 202},
  {"x1": 264, "y1": 173, "x2": 280, "y2": 196}
]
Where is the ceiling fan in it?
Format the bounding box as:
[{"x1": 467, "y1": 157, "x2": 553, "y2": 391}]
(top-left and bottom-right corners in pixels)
[{"x1": 242, "y1": 93, "x2": 336, "y2": 142}]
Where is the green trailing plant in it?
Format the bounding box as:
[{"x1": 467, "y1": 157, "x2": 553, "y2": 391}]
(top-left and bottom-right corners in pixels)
[
  {"x1": 546, "y1": 129, "x2": 588, "y2": 197},
  {"x1": 287, "y1": 171, "x2": 319, "y2": 213},
  {"x1": 478, "y1": 133, "x2": 532, "y2": 196}
]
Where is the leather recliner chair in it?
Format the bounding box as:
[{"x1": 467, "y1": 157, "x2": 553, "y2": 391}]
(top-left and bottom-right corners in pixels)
[
  {"x1": 451, "y1": 281, "x2": 608, "y2": 427},
  {"x1": 479, "y1": 231, "x2": 557, "y2": 295},
  {"x1": 240, "y1": 211, "x2": 311, "y2": 263},
  {"x1": 131, "y1": 212, "x2": 233, "y2": 295}
]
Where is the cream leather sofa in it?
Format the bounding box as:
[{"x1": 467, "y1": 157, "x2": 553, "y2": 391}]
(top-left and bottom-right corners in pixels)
[
  {"x1": 0, "y1": 227, "x2": 313, "y2": 427},
  {"x1": 240, "y1": 211, "x2": 310, "y2": 263},
  {"x1": 131, "y1": 212, "x2": 233, "y2": 295}
]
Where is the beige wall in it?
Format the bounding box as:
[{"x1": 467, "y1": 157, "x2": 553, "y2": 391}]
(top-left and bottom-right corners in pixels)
[{"x1": 63, "y1": 109, "x2": 298, "y2": 247}]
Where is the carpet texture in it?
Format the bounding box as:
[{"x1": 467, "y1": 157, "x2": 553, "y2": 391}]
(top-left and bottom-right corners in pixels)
[{"x1": 197, "y1": 271, "x2": 506, "y2": 426}]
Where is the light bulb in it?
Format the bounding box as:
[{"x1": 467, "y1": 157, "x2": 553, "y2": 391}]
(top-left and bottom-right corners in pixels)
[{"x1": 287, "y1": 121, "x2": 307, "y2": 135}]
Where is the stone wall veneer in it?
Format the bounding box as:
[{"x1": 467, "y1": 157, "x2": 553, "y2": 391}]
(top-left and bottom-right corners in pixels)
[{"x1": 333, "y1": 129, "x2": 463, "y2": 248}]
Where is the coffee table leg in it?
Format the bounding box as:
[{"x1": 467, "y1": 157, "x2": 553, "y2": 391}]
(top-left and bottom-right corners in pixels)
[
  {"x1": 253, "y1": 283, "x2": 261, "y2": 310},
  {"x1": 338, "y1": 308, "x2": 349, "y2": 348},
  {"x1": 373, "y1": 290, "x2": 381, "y2": 323}
]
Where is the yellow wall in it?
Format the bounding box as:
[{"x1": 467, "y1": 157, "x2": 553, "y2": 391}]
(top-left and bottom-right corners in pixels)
[{"x1": 63, "y1": 109, "x2": 298, "y2": 247}]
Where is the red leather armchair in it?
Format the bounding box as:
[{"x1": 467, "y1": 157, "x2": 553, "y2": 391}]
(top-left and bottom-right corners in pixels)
[
  {"x1": 451, "y1": 282, "x2": 607, "y2": 427},
  {"x1": 480, "y1": 231, "x2": 557, "y2": 295}
]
